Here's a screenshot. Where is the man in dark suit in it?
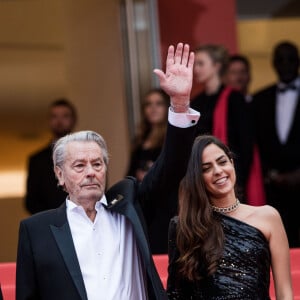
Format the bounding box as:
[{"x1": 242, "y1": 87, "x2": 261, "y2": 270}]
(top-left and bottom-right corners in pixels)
[
  {"x1": 16, "y1": 43, "x2": 200, "y2": 300},
  {"x1": 252, "y1": 41, "x2": 300, "y2": 247},
  {"x1": 25, "y1": 98, "x2": 77, "y2": 214}
]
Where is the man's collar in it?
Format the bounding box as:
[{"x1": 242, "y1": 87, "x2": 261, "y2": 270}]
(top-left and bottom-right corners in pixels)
[
  {"x1": 277, "y1": 78, "x2": 299, "y2": 93},
  {"x1": 66, "y1": 195, "x2": 107, "y2": 211}
]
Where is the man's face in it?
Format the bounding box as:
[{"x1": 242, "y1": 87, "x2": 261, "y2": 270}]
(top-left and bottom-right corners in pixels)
[
  {"x1": 273, "y1": 44, "x2": 300, "y2": 83},
  {"x1": 55, "y1": 141, "x2": 107, "y2": 205},
  {"x1": 224, "y1": 61, "x2": 250, "y2": 94},
  {"x1": 49, "y1": 105, "x2": 76, "y2": 139}
]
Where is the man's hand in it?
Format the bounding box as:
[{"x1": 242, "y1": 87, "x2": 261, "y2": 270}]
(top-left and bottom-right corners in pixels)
[{"x1": 154, "y1": 43, "x2": 194, "y2": 113}]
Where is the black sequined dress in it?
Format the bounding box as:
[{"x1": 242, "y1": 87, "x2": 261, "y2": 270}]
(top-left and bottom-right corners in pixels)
[{"x1": 167, "y1": 214, "x2": 271, "y2": 300}]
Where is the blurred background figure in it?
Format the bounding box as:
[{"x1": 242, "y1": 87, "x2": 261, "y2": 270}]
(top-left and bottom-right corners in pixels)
[
  {"x1": 126, "y1": 87, "x2": 171, "y2": 254},
  {"x1": 252, "y1": 41, "x2": 300, "y2": 247},
  {"x1": 25, "y1": 98, "x2": 77, "y2": 214},
  {"x1": 190, "y1": 44, "x2": 253, "y2": 202},
  {"x1": 126, "y1": 88, "x2": 169, "y2": 182},
  {"x1": 224, "y1": 53, "x2": 266, "y2": 206},
  {"x1": 223, "y1": 54, "x2": 252, "y2": 102}
]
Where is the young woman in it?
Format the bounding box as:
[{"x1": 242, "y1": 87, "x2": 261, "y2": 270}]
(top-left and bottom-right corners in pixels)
[
  {"x1": 167, "y1": 135, "x2": 293, "y2": 299},
  {"x1": 126, "y1": 88, "x2": 169, "y2": 182}
]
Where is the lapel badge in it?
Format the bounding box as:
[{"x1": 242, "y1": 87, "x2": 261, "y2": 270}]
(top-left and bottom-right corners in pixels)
[{"x1": 110, "y1": 194, "x2": 124, "y2": 206}]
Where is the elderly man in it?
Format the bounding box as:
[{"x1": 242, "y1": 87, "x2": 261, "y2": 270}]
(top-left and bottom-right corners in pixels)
[{"x1": 16, "y1": 43, "x2": 200, "y2": 300}]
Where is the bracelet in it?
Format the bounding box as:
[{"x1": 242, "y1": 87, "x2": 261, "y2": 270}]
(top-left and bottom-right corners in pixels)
[{"x1": 170, "y1": 103, "x2": 190, "y2": 113}]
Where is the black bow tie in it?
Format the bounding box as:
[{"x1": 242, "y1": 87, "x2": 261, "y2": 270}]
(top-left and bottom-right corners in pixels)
[{"x1": 277, "y1": 83, "x2": 297, "y2": 93}]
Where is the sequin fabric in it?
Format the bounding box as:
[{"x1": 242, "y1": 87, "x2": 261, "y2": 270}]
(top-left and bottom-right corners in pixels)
[{"x1": 167, "y1": 215, "x2": 271, "y2": 300}]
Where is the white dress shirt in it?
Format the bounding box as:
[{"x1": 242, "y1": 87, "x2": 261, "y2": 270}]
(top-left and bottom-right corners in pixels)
[
  {"x1": 67, "y1": 198, "x2": 147, "y2": 300},
  {"x1": 276, "y1": 78, "x2": 299, "y2": 144}
]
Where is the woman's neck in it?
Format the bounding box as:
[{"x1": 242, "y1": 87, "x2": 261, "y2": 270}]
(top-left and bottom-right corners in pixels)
[
  {"x1": 210, "y1": 191, "x2": 236, "y2": 208},
  {"x1": 205, "y1": 76, "x2": 221, "y2": 95}
]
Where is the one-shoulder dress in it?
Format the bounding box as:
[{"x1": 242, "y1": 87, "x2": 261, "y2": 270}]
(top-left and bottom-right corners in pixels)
[{"x1": 167, "y1": 214, "x2": 271, "y2": 300}]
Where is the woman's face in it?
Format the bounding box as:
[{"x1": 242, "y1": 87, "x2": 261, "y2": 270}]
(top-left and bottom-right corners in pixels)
[
  {"x1": 194, "y1": 51, "x2": 220, "y2": 84},
  {"x1": 201, "y1": 143, "x2": 236, "y2": 199},
  {"x1": 143, "y1": 92, "x2": 168, "y2": 125}
]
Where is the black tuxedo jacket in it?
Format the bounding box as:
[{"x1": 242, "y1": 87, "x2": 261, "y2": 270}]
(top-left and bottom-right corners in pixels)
[
  {"x1": 16, "y1": 123, "x2": 197, "y2": 300},
  {"x1": 252, "y1": 84, "x2": 300, "y2": 174},
  {"x1": 252, "y1": 83, "x2": 300, "y2": 247}
]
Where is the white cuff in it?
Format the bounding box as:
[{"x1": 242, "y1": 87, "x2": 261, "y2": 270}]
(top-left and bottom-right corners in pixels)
[{"x1": 168, "y1": 107, "x2": 201, "y2": 128}]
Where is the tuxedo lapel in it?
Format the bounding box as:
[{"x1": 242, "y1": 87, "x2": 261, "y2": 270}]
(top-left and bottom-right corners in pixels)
[
  {"x1": 106, "y1": 178, "x2": 169, "y2": 300},
  {"x1": 287, "y1": 93, "x2": 300, "y2": 142},
  {"x1": 106, "y1": 177, "x2": 152, "y2": 265},
  {"x1": 264, "y1": 87, "x2": 282, "y2": 144},
  {"x1": 50, "y1": 205, "x2": 88, "y2": 300}
]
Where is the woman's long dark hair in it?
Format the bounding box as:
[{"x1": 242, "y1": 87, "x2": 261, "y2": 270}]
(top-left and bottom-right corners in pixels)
[{"x1": 176, "y1": 135, "x2": 234, "y2": 281}]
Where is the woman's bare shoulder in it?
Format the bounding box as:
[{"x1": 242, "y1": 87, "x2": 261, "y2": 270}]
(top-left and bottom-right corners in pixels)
[
  {"x1": 235, "y1": 204, "x2": 282, "y2": 240},
  {"x1": 238, "y1": 203, "x2": 280, "y2": 218},
  {"x1": 253, "y1": 204, "x2": 281, "y2": 220}
]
